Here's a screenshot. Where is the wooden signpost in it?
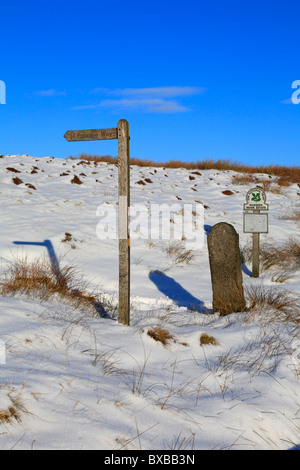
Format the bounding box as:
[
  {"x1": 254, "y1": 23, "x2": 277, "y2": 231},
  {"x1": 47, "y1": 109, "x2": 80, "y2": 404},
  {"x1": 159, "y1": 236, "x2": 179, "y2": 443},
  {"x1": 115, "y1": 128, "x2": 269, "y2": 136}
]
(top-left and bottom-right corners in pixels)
[
  {"x1": 243, "y1": 187, "x2": 269, "y2": 278},
  {"x1": 64, "y1": 128, "x2": 118, "y2": 142},
  {"x1": 64, "y1": 119, "x2": 130, "y2": 325}
]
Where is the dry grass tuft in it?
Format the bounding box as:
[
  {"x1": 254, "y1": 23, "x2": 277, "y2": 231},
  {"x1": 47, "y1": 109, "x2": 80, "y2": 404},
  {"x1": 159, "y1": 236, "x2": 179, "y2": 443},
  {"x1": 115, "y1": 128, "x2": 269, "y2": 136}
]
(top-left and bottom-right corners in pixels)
[
  {"x1": 0, "y1": 389, "x2": 26, "y2": 424},
  {"x1": 260, "y1": 239, "x2": 300, "y2": 272},
  {"x1": 245, "y1": 284, "x2": 300, "y2": 323},
  {"x1": 0, "y1": 404, "x2": 20, "y2": 424},
  {"x1": 280, "y1": 204, "x2": 300, "y2": 222},
  {"x1": 232, "y1": 173, "x2": 257, "y2": 185},
  {"x1": 200, "y1": 333, "x2": 219, "y2": 346},
  {"x1": 164, "y1": 241, "x2": 195, "y2": 265},
  {"x1": 147, "y1": 327, "x2": 175, "y2": 347},
  {"x1": 0, "y1": 255, "x2": 106, "y2": 317},
  {"x1": 12, "y1": 177, "x2": 23, "y2": 185},
  {"x1": 232, "y1": 174, "x2": 290, "y2": 193},
  {"x1": 6, "y1": 167, "x2": 21, "y2": 173},
  {"x1": 71, "y1": 175, "x2": 83, "y2": 185},
  {"x1": 222, "y1": 190, "x2": 234, "y2": 196},
  {"x1": 242, "y1": 238, "x2": 300, "y2": 273}
]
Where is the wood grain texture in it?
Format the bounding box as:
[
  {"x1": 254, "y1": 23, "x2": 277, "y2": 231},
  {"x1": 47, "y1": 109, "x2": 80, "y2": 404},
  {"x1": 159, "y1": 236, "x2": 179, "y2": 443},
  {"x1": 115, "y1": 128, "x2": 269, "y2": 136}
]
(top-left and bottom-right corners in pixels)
[
  {"x1": 64, "y1": 128, "x2": 118, "y2": 142},
  {"x1": 118, "y1": 120, "x2": 130, "y2": 325}
]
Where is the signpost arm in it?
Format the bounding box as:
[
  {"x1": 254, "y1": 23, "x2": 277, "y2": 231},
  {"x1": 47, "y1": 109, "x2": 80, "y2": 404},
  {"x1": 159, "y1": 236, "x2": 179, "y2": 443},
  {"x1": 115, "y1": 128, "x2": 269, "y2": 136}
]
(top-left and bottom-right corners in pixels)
[{"x1": 118, "y1": 119, "x2": 130, "y2": 325}]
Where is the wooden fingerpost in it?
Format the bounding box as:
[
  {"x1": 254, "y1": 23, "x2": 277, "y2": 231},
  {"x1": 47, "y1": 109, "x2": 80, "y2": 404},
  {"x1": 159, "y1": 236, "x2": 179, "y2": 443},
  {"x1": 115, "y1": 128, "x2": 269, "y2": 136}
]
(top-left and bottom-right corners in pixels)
[
  {"x1": 118, "y1": 119, "x2": 130, "y2": 325},
  {"x1": 64, "y1": 119, "x2": 131, "y2": 325}
]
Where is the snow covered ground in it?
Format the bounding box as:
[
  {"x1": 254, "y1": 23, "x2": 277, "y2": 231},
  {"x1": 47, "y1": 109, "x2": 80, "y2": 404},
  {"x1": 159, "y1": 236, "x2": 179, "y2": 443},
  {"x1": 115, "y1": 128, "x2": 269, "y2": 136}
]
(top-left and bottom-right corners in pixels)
[{"x1": 0, "y1": 154, "x2": 299, "y2": 450}]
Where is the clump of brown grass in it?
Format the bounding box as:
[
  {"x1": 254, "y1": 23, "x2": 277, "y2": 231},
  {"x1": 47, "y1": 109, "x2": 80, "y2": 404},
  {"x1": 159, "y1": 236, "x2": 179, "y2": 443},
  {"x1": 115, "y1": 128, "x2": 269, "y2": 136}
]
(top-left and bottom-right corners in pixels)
[
  {"x1": 258, "y1": 179, "x2": 287, "y2": 194},
  {"x1": 6, "y1": 167, "x2": 21, "y2": 173},
  {"x1": 242, "y1": 238, "x2": 300, "y2": 273},
  {"x1": 165, "y1": 241, "x2": 195, "y2": 265},
  {"x1": 277, "y1": 175, "x2": 294, "y2": 187},
  {"x1": 71, "y1": 175, "x2": 83, "y2": 185},
  {"x1": 0, "y1": 389, "x2": 26, "y2": 424},
  {"x1": 12, "y1": 177, "x2": 23, "y2": 185},
  {"x1": 200, "y1": 333, "x2": 219, "y2": 346},
  {"x1": 146, "y1": 327, "x2": 175, "y2": 347},
  {"x1": 280, "y1": 204, "x2": 300, "y2": 222},
  {"x1": 232, "y1": 174, "x2": 257, "y2": 185},
  {"x1": 260, "y1": 239, "x2": 300, "y2": 272},
  {"x1": 232, "y1": 174, "x2": 289, "y2": 194},
  {"x1": 0, "y1": 407, "x2": 17, "y2": 423},
  {"x1": 222, "y1": 190, "x2": 234, "y2": 195},
  {"x1": 0, "y1": 255, "x2": 106, "y2": 316},
  {"x1": 245, "y1": 285, "x2": 300, "y2": 323}
]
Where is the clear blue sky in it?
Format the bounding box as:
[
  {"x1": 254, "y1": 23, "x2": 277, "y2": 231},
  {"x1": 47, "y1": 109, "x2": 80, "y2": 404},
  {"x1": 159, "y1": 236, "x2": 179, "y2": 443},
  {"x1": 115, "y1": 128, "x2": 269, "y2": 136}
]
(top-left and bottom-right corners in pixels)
[{"x1": 1, "y1": 0, "x2": 300, "y2": 166}]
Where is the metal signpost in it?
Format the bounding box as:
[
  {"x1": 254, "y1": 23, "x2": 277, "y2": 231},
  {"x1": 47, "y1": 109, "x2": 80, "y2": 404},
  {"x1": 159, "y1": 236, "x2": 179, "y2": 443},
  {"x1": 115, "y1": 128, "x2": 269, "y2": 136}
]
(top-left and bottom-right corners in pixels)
[
  {"x1": 243, "y1": 187, "x2": 269, "y2": 278},
  {"x1": 64, "y1": 119, "x2": 130, "y2": 325}
]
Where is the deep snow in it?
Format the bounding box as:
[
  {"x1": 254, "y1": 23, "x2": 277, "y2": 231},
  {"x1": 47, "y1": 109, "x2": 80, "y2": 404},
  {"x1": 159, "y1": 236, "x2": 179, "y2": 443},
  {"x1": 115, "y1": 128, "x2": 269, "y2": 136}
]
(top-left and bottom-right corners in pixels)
[{"x1": 0, "y1": 154, "x2": 299, "y2": 450}]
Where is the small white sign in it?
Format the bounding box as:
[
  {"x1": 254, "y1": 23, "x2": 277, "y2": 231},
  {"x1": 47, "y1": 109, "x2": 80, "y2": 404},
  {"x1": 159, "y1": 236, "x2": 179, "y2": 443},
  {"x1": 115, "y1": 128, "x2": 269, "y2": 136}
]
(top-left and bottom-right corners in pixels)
[
  {"x1": 243, "y1": 212, "x2": 268, "y2": 233},
  {"x1": 244, "y1": 187, "x2": 269, "y2": 211}
]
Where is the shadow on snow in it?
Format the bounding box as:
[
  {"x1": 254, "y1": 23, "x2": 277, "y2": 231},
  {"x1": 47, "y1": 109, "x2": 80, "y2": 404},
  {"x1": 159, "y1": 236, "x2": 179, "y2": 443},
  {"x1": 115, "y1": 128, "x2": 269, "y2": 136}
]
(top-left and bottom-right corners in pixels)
[
  {"x1": 13, "y1": 239, "x2": 108, "y2": 318},
  {"x1": 149, "y1": 270, "x2": 212, "y2": 313}
]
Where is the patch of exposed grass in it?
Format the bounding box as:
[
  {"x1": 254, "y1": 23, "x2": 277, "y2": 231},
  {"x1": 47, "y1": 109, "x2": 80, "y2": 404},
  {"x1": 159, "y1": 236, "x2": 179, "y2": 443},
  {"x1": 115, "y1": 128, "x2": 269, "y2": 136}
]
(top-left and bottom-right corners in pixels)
[
  {"x1": 200, "y1": 333, "x2": 219, "y2": 346},
  {"x1": 260, "y1": 239, "x2": 300, "y2": 272},
  {"x1": 232, "y1": 173, "x2": 257, "y2": 185},
  {"x1": 0, "y1": 388, "x2": 26, "y2": 424},
  {"x1": 164, "y1": 241, "x2": 196, "y2": 265},
  {"x1": 232, "y1": 174, "x2": 289, "y2": 193},
  {"x1": 242, "y1": 238, "x2": 300, "y2": 273},
  {"x1": 280, "y1": 204, "x2": 300, "y2": 222},
  {"x1": 146, "y1": 327, "x2": 175, "y2": 347},
  {"x1": 12, "y1": 177, "x2": 23, "y2": 185},
  {"x1": 71, "y1": 175, "x2": 83, "y2": 185},
  {"x1": 0, "y1": 255, "x2": 108, "y2": 317},
  {"x1": 245, "y1": 284, "x2": 300, "y2": 324}
]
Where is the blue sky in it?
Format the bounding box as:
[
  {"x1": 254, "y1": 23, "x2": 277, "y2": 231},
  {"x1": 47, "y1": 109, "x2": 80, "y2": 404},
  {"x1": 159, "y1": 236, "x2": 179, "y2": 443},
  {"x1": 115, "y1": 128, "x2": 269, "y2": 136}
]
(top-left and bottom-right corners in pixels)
[{"x1": 0, "y1": 0, "x2": 299, "y2": 166}]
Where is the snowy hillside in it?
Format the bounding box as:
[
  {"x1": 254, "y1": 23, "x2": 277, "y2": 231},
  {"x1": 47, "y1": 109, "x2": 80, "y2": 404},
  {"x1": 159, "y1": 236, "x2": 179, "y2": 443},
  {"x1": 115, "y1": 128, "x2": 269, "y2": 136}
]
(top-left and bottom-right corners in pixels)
[{"x1": 0, "y1": 154, "x2": 299, "y2": 450}]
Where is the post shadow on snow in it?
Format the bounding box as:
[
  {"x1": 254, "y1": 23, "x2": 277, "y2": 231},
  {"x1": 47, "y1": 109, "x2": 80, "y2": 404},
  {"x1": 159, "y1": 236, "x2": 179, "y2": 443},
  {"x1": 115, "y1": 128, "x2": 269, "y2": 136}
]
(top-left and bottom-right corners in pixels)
[
  {"x1": 204, "y1": 224, "x2": 252, "y2": 277},
  {"x1": 241, "y1": 261, "x2": 252, "y2": 277},
  {"x1": 204, "y1": 224, "x2": 212, "y2": 236},
  {"x1": 13, "y1": 239, "x2": 108, "y2": 318},
  {"x1": 149, "y1": 270, "x2": 212, "y2": 313}
]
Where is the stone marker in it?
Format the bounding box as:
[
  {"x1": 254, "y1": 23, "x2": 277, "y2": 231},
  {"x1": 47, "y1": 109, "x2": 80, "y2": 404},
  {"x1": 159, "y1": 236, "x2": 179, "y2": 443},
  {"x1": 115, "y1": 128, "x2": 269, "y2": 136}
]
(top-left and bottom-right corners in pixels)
[{"x1": 207, "y1": 222, "x2": 246, "y2": 315}]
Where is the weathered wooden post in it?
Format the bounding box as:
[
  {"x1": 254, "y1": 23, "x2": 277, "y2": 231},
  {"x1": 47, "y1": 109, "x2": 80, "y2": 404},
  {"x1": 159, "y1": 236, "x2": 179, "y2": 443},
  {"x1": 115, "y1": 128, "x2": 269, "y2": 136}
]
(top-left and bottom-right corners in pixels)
[
  {"x1": 243, "y1": 187, "x2": 269, "y2": 278},
  {"x1": 64, "y1": 120, "x2": 131, "y2": 325},
  {"x1": 118, "y1": 120, "x2": 130, "y2": 325},
  {"x1": 252, "y1": 212, "x2": 260, "y2": 278},
  {"x1": 207, "y1": 222, "x2": 246, "y2": 315}
]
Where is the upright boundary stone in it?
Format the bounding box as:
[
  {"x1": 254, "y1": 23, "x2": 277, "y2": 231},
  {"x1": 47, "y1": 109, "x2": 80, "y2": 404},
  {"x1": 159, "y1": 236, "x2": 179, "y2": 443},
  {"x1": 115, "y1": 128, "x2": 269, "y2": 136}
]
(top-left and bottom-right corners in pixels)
[{"x1": 207, "y1": 222, "x2": 246, "y2": 315}]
